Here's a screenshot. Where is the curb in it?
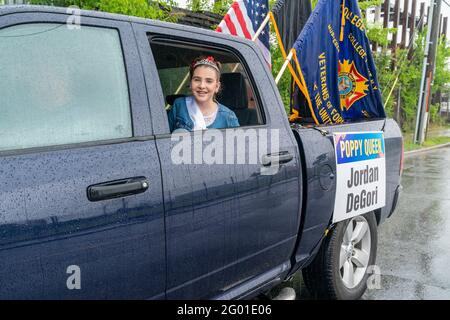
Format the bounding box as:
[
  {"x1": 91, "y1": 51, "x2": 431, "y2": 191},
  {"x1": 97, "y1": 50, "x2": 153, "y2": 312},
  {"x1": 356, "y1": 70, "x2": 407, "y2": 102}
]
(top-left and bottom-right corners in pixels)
[{"x1": 405, "y1": 142, "x2": 450, "y2": 156}]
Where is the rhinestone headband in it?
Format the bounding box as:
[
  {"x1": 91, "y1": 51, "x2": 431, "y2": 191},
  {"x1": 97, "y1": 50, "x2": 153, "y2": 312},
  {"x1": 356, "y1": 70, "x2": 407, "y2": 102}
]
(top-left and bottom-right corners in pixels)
[{"x1": 193, "y1": 56, "x2": 220, "y2": 72}]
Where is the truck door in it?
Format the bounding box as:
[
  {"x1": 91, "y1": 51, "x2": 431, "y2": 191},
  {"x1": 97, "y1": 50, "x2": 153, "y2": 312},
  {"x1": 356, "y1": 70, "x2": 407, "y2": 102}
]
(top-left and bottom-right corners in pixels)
[
  {"x1": 134, "y1": 23, "x2": 302, "y2": 299},
  {"x1": 0, "y1": 14, "x2": 165, "y2": 299}
]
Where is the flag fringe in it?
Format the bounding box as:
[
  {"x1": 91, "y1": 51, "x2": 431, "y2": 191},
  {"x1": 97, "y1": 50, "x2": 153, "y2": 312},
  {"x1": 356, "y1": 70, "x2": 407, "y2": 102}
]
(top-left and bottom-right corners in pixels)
[{"x1": 340, "y1": 0, "x2": 346, "y2": 41}]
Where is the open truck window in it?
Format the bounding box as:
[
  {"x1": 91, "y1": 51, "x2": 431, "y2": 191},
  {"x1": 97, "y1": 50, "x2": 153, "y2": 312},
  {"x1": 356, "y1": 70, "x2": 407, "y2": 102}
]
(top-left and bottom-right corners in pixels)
[{"x1": 149, "y1": 39, "x2": 266, "y2": 128}]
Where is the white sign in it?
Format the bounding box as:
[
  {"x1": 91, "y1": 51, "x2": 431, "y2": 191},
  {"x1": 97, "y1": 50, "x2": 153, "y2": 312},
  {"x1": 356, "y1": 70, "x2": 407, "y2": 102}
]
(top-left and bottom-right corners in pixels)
[{"x1": 333, "y1": 131, "x2": 386, "y2": 223}]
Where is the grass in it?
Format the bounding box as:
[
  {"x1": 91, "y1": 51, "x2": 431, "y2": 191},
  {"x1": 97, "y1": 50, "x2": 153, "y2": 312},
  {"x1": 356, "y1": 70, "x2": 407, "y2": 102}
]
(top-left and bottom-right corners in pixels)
[
  {"x1": 423, "y1": 136, "x2": 450, "y2": 147},
  {"x1": 404, "y1": 135, "x2": 450, "y2": 152},
  {"x1": 401, "y1": 122, "x2": 450, "y2": 152}
]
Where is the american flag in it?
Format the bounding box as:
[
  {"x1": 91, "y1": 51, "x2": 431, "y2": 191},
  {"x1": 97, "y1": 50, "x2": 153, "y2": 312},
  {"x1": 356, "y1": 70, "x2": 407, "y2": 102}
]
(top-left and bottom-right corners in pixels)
[{"x1": 216, "y1": 0, "x2": 271, "y2": 66}]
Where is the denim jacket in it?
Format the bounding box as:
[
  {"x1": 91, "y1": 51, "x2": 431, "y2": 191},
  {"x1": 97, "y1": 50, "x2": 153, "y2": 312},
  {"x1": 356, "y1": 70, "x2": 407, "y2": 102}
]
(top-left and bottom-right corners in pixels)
[{"x1": 167, "y1": 96, "x2": 240, "y2": 132}]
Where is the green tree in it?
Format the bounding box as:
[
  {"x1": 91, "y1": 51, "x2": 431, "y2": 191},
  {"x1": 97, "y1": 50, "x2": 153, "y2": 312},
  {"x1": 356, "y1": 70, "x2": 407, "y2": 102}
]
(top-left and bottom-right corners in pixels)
[
  {"x1": 375, "y1": 25, "x2": 450, "y2": 131},
  {"x1": 268, "y1": 0, "x2": 292, "y2": 114},
  {"x1": 432, "y1": 37, "x2": 450, "y2": 96},
  {"x1": 28, "y1": 0, "x2": 177, "y2": 21},
  {"x1": 186, "y1": 0, "x2": 233, "y2": 14},
  {"x1": 212, "y1": 0, "x2": 233, "y2": 14},
  {"x1": 271, "y1": 41, "x2": 292, "y2": 114},
  {"x1": 186, "y1": 0, "x2": 210, "y2": 11},
  {"x1": 429, "y1": 37, "x2": 450, "y2": 124}
]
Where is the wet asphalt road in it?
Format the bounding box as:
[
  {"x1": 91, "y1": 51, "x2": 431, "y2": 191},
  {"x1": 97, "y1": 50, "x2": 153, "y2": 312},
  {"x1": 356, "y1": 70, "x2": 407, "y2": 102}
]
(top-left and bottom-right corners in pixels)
[
  {"x1": 363, "y1": 146, "x2": 450, "y2": 299},
  {"x1": 281, "y1": 145, "x2": 450, "y2": 300}
]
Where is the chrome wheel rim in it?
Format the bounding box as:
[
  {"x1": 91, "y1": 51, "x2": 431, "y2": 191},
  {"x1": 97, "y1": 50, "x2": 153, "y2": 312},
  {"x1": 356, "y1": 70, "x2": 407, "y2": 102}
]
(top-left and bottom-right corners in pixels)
[{"x1": 339, "y1": 216, "x2": 371, "y2": 289}]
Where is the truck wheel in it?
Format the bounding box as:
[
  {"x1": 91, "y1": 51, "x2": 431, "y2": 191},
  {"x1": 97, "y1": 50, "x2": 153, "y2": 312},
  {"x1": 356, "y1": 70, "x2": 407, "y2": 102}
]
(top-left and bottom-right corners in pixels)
[{"x1": 302, "y1": 212, "x2": 377, "y2": 300}]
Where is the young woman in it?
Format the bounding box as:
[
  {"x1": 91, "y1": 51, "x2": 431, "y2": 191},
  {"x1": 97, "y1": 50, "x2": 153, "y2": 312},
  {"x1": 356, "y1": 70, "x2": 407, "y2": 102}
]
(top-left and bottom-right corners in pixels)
[{"x1": 167, "y1": 56, "x2": 240, "y2": 132}]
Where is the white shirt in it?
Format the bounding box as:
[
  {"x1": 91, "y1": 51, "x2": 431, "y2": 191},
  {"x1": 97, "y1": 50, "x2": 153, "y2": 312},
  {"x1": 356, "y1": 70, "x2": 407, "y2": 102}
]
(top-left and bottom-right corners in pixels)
[
  {"x1": 186, "y1": 96, "x2": 218, "y2": 130},
  {"x1": 204, "y1": 110, "x2": 218, "y2": 127},
  {"x1": 186, "y1": 96, "x2": 207, "y2": 131}
]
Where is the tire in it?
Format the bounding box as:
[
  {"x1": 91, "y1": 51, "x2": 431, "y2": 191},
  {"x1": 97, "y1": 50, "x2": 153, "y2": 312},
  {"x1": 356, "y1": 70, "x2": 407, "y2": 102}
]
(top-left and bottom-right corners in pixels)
[{"x1": 302, "y1": 212, "x2": 378, "y2": 300}]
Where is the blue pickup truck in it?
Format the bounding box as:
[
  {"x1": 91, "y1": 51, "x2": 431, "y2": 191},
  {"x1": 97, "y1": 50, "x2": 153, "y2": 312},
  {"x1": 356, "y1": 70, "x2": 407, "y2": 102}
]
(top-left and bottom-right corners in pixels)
[{"x1": 0, "y1": 6, "x2": 403, "y2": 300}]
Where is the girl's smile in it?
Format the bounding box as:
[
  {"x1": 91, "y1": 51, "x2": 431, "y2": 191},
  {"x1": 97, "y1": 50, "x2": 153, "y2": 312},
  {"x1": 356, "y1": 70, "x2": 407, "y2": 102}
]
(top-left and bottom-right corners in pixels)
[{"x1": 190, "y1": 65, "x2": 220, "y2": 110}]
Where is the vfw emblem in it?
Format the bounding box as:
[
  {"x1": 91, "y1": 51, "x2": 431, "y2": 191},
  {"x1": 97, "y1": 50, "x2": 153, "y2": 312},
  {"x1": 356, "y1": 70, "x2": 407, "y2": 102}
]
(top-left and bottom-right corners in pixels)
[{"x1": 338, "y1": 59, "x2": 369, "y2": 110}]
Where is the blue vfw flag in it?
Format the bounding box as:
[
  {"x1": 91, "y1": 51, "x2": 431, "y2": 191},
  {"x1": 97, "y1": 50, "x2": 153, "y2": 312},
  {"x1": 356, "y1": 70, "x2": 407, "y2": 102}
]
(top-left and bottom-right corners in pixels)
[{"x1": 291, "y1": 0, "x2": 386, "y2": 124}]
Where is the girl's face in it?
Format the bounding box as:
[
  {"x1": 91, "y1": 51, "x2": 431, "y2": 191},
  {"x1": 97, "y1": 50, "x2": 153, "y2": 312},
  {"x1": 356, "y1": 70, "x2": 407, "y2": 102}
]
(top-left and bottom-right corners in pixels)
[{"x1": 190, "y1": 65, "x2": 220, "y2": 105}]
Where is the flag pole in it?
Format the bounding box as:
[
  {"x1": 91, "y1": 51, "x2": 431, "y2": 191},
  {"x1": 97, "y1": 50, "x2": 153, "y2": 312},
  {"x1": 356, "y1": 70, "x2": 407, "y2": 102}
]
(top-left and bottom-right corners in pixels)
[
  {"x1": 252, "y1": 13, "x2": 271, "y2": 41},
  {"x1": 340, "y1": 0, "x2": 346, "y2": 41},
  {"x1": 275, "y1": 49, "x2": 294, "y2": 84},
  {"x1": 384, "y1": 76, "x2": 400, "y2": 108}
]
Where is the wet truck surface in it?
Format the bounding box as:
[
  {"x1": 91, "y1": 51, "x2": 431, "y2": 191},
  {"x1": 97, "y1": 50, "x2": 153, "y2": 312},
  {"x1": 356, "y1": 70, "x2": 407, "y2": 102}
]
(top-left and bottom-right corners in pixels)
[{"x1": 0, "y1": 6, "x2": 402, "y2": 300}]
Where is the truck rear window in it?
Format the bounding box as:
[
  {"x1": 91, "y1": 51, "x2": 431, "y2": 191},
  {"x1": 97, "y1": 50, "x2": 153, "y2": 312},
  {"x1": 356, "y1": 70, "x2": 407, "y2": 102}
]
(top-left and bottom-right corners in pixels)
[{"x1": 0, "y1": 23, "x2": 132, "y2": 151}]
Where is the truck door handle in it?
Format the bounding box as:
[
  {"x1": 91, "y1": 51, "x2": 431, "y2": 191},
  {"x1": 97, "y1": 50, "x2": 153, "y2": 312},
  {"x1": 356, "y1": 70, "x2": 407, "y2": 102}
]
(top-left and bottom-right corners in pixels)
[
  {"x1": 87, "y1": 177, "x2": 149, "y2": 202},
  {"x1": 262, "y1": 151, "x2": 293, "y2": 167}
]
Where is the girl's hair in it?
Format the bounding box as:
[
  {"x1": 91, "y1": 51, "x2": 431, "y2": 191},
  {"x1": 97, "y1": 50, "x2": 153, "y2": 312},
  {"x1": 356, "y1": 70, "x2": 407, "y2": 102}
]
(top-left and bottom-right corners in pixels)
[{"x1": 189, "y1": 55, "x2": 222, "y2": 80}]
